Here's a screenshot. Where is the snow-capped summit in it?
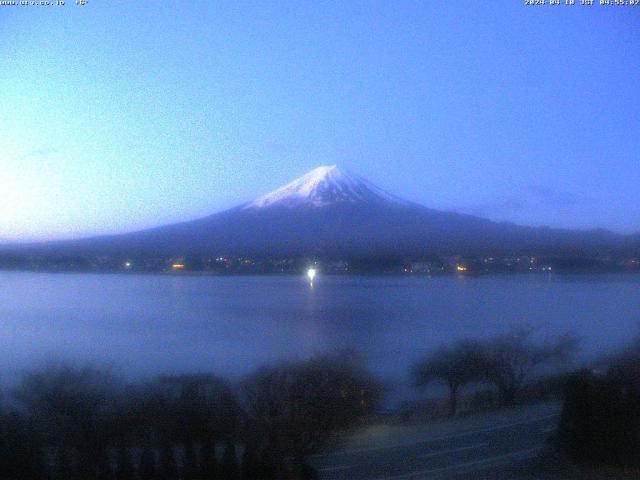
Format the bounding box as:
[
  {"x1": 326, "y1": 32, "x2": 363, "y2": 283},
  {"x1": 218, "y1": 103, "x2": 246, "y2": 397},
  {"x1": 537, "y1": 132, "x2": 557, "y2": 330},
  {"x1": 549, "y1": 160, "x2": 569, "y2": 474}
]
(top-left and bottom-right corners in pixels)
[{"x1": 245, "y1": 165, "x2": 405, "y2": 209}]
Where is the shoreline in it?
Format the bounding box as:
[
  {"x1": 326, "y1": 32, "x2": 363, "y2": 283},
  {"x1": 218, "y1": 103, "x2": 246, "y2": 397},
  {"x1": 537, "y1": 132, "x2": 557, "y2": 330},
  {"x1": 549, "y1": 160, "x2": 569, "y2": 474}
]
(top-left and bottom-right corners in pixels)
[{"x1": 1, "y1": 268, "x2": 639, "y2": 277}]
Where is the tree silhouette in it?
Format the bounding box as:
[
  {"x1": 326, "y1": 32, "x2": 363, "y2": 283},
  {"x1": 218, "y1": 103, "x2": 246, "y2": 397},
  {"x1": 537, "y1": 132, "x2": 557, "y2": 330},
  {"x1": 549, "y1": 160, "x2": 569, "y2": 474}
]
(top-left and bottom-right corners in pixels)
[
  {"x1": 53, "y1": 446, "x2": 78, "y2": 480},
  {"x1": 0, "y1": 413, "x2": 47, "y2": 480},
  {"x1": 95, "y1": 446, "x2": 114, "y2": 480},
  {"x1": 157, "y1": 442, "x2": 178, "y2": 480},
  {"x1": 240, "y1": 440, "x2": 262, "y2": 480},
  {"x1": 115, "y1": 445, "x2": 136, "y2": 480},
  {"x1": 221, "y1": 441, "x2": 239, "y2": 480},
  {"x1": 182, "y1": 442, "x2": 198, "y2": 480},
  {"x1": 413, "y1": 340, "x2": 487, "y2": 416},
  {"x1": 14, "y1": 364, "x2": 119, "y2": 477},
  {"x1": 242, "y1": 351, "x2": 381, "y2": 476},
  {"x1": 481, "y1": 330, "x2": 579, "y2": 404},
  {"x1": 138, "y1": 445, "x2": 157, "y2": 480}
]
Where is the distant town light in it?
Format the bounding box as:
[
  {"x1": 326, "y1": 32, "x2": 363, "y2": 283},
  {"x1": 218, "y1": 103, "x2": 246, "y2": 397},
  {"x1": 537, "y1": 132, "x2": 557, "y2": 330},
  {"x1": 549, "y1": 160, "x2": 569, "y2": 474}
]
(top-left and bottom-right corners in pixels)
[
  {"x1": 124, "y1": 261, "x2": 131, "y2": 268},
  {"x1": 172, "y1": 263, "x2": 185, "y2": 270},
  {"x1": 307, "y1": 268, "x2": 317, "y2": 284},
  {"x1": 456, "y1": 264, "x2": 468, "y2": 272}
]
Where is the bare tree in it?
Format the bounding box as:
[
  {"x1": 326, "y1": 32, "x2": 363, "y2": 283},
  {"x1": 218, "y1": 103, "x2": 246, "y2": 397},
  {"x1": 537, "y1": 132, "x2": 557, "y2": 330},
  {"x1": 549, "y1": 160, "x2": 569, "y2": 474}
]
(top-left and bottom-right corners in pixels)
[
  {"x1": 481, "y1": 329, "x2": 579, "y2": 405},
  {"x1": 413, "y1": 340, "x2": 487, "y2": 417}
]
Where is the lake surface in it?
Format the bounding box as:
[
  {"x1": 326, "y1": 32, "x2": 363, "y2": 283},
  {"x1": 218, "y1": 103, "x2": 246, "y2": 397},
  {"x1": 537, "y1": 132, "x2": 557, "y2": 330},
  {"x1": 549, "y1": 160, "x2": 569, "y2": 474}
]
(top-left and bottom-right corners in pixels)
[{"x1": 1, "y1": 272, "x2": 639, "y2": 402}]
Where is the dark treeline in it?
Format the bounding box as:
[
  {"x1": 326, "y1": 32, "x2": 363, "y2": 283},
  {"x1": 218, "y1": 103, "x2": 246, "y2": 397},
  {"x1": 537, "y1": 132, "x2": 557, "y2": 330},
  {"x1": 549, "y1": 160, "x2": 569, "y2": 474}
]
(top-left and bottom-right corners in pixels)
[{"x1": 0, "y1": 352, "x2": 381, "y2": 480}]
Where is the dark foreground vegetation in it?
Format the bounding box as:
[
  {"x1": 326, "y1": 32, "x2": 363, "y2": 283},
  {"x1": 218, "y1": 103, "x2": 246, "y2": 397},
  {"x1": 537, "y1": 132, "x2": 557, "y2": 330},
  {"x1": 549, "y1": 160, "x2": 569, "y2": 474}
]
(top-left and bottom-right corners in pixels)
[
  {"x1": 412, "y1": 329, "x2": 640, "y2": 476},
  {"x1": 0, "y1": 352, "x2": 380, "y2": 480},
  {"x1": 3, "y1": 330, "x2": 640, "y2": 479},
  {"x1": 557, "y1": 336, "x2": 640, "y2": 469}
]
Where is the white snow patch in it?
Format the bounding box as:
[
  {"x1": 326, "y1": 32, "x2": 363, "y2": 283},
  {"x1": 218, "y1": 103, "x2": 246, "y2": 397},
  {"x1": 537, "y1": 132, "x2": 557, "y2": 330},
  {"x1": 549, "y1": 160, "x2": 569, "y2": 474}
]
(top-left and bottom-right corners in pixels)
[{"x1": 245, "y1": 166, "x2": 406, "y2": 209}]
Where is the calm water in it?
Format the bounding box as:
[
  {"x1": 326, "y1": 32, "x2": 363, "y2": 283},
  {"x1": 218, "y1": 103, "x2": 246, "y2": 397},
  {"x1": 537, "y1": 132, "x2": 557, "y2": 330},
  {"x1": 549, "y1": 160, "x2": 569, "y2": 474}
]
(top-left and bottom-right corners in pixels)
[{"x1": 1, "y1": 272, "x2": 639, "y2": 401}]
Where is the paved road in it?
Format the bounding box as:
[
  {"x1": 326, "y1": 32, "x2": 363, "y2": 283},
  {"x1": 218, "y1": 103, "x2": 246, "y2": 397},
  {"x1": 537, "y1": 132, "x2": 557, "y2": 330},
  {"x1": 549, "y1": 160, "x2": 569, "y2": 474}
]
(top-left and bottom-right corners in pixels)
[{"x1": 313, "y1": 402, "x2": 562, "y2": 480}]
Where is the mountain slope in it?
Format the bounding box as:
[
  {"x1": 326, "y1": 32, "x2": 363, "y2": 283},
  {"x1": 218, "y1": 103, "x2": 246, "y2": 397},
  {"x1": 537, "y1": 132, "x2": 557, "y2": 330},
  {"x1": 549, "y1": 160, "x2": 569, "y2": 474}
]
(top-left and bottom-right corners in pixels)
[{"x1": 3, "y1": 166, "x2": 632, "y2": 258}]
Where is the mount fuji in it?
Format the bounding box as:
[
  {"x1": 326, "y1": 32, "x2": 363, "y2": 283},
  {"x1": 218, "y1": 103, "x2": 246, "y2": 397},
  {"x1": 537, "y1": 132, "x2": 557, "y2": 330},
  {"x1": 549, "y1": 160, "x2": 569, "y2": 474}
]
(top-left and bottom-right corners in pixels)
[{"x1": 5, "y1": 166, "x2": 632, "y2": 259}]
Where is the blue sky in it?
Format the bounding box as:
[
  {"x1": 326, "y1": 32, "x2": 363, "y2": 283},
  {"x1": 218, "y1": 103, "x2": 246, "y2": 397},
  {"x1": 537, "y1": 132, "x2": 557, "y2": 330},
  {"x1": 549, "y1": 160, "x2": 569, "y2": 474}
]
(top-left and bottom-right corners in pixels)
[{"x1": 1, "y1": 1, "x2": 638, "y2": 241}]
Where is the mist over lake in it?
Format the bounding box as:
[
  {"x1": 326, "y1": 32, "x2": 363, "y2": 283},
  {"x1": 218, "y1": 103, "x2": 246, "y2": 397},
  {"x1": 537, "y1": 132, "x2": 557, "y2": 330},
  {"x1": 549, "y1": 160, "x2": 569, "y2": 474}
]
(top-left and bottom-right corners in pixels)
[{"x1": 2, "y1": 272, "x2": 639, "y2": 402}]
